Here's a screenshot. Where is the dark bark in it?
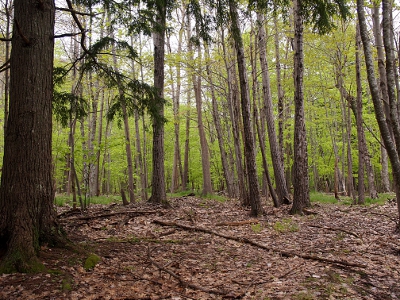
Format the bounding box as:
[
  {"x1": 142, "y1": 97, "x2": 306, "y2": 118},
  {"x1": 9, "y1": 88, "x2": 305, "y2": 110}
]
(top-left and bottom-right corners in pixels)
[
  {"x1": 229, "y1": 0, "x2": 262, "y2": 216},
  {"x1": 0, "y1": 0, "x2": 62, "y2": 273},
  {"x1": 290, "y1": 0, "x2": 310, "y2": 214},
  {"x1": 257, "y1": 12, "x2": 291, "y2": 206},
  {"x1": 149, "y1": 2, "x2": 167, "y2": 205},
  {"x1": 357, "y1": 0, "x2": 400, "y2": 223}
]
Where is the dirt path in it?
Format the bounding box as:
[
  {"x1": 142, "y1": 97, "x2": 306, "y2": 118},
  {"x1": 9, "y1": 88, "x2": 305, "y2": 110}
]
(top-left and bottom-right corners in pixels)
[{"x1": 1, "y1": 197, "x2": 400, "y2": 299}]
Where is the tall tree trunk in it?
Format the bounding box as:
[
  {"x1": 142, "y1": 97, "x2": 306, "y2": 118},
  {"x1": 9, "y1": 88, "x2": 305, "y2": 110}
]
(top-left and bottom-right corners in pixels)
[
  {"x1": 257, "y1": 12, "x2": 291, "y2": 206},
  {"x1": 136, "y1": 33, "x2": 148, "y2": 200},
  {"x1": 182, "y1": 88, "x2": 191, "y2": 191},
  {"x1": 205, "y1": 44, "x2": 235, "y2": 197},
  {"x1": 189, "y1": 25, "x2": 213, "y2": 196},
  {"x1": 229, "y1": 0, "x2": 262, "y2": 216},
  {"x1": 290, "y1": 0, "x2": 310, "y2": 214},
  {"x1": 110, "y1": 15, "x2": 135, "y2": 203},
  {"x1": 3, "y1": 0, "x2": 12, "y2": 139},
  {"x1": 149, "y1": 1, "x2": 167, "y2": 205},
  {"x1": 273, "y1": 8, "x2": 285, "y2": 170},
  {"x1": 356, "y1": 25, "x2": 365, "y2": 205},
  {"x1": 357, "y1": 0, "x2": 400, "y2": 223},
  {"x1": 0, "y1": 0, "x2": 60, "y2": 272},
  {"x1": 221, "y1": 29, "x2": 245, "y2": 201}
]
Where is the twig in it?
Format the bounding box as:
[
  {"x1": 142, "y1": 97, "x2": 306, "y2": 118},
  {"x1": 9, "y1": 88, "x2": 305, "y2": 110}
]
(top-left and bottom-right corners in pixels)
[
  {"x1": 54, "y1": 32, "x2": 83, "y2": 39},
  {"x1": 215, "y1": 219, "x2": 259, "y2": 226},
  {"x1": 308, "y1": 224, "x2": 361, "y2": 239},
  {"x1": 56, "y1": 6, "x2": 95, "y2": 16},
  {"x1": 153, "y1": 219, "x2": 367, "y2": 269},
  {"x1": 146, "y1": 247, "x2": 229, "y2": 296}
]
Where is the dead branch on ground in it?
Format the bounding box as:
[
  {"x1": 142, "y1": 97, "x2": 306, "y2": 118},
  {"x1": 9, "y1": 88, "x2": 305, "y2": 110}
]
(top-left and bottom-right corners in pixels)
[
  {"x1": 308, "y1": 224, "x2": 361, "y2": 240},
  {"x1": 153, "y1": 219, "x2": 367, "y2": 269}
]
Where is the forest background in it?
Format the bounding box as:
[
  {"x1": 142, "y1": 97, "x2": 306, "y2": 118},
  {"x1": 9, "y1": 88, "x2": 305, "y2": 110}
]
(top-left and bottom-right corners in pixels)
[{"x1": 0, "y1": 0, "x2": 398, "y2": 214}]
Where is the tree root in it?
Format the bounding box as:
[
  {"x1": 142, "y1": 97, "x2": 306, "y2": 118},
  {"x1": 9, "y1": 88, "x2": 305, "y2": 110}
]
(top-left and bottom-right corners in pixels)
[{"x1": 153, "y1": 219, "x2": 367, "y2": 269}]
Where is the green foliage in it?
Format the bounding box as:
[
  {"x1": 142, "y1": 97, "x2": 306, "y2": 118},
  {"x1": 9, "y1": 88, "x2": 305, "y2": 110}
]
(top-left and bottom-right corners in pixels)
[
  {"x1": 310, "y1": 192, "x2": 339, "y2": 204},
  {"x1": 61, "y1": 278, "x2": 73, "y2": 291},
  {"x1": 53, "y1": 91, "x2": 89, "y2": 128},
  {"x1": 251, "y1": 223, "x2": 262, "y2": 233},
  {"x1": 84, "y1": 254, "x2": 101, "y2": 271},
  {"x1": 273, "y1": 218, "x2": 299, "y2": 233}
]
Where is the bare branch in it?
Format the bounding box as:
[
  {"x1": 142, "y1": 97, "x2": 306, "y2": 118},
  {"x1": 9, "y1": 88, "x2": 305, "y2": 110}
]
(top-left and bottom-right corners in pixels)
[{"x1": 56, "y1": 6, "x2": 95, "y2": 17}]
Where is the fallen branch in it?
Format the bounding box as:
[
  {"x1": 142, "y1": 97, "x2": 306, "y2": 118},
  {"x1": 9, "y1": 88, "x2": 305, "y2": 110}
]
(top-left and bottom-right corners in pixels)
[
  {"x1": 153, "y1": 219, "x2": 367, "y2": 269},
  {"x1": 308, "y1": 224, "x2": 361, "y2": 240},
  {"x1": 60, "y1": 210, "x2": 158, "y2": 221},
  {"x1": 215, "y1": 219, "x2": 259, "y2": 226},
  {"x1": 146, "y1": 247, "x2": 230, "y2": 296}
]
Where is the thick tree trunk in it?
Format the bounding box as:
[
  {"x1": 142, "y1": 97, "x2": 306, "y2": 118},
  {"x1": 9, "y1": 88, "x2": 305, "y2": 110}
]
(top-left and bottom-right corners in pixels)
[
  {"x1": 0, "y1": 0, "x2": 61, "y2": 273},
  {"x1": 149, "y1": 2, "x2": 167, "y2": 205},
  {"x1": 257, "y1": 12, "x2": 291, "y2": 206},
  {"x1": 290, "y1": 0, "x2": 311, "y2": 214},
  {"x1": 229, "y1": 0, "x2": 262, "y2": 216}
]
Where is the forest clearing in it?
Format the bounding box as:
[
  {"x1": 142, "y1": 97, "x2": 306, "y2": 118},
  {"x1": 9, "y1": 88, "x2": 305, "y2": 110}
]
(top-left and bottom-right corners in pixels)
[{"x1": 1, "y1": 195, "x2": 399, "y2": 300}]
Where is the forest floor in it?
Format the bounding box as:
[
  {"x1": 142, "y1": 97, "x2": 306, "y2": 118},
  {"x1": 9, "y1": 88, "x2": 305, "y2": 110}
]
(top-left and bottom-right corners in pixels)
[{"x1": 1, "y1": 196, "x2": 400, "y2": 300}]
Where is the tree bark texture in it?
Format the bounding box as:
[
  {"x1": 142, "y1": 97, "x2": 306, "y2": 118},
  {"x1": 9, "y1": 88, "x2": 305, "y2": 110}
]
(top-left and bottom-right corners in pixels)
[
  {"x1": 0, "y1": 0, "x2": 59, "y2": 272},
  {"x1": 357, "y1": 0, "x2": 400, "y2": 222},
  {"x1": 149, "y1": 1, "x2": 167, "y2": 204},
  {"x1": 229, "y1": 0, "x2": 262, "y2": 216},
  {"x1": 290, "y1": 0, "x2": 311, "y2": 214},
  {"x1": 257, "y1": 12, "x2": 291, "y2": 206}
]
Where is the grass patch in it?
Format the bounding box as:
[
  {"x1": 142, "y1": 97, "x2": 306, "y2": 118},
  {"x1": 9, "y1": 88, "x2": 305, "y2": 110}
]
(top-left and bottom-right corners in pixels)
[
  {"x1": 310, "y1": 192, "x2": 341, "y2": 204},
  {"x1": 273, "y1": 218, "x2": 299, "y2": 233},
  {"x1": 310, "y1": 192, "x2": 394, "y2": 206},
  {"x1": 251, "y1": 223, "x2": 263, "y2": 233}
]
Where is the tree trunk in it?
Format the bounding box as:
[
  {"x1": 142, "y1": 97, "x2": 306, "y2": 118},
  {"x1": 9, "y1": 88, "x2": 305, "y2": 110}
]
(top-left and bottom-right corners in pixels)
[
  {"x1": 257, "y1": 12, "x2": 291, "y2": 206},
  {"x1": 273, "y1": 9, "x2": 285, "y2": 170},
  {"x1": 189, "y1": 25, "x2": 213, "y2": 197},
  {"x1": 229, "y1": 0, "x2": 262, "y2": 216},
  {"x1": 355, "y1": 24, "x2": 365, "y2": 205},
  {"x1": 221, "y1": 28, "x2": 245, "y2": 201},
  {"x1": 3, "y1": 0, "x2": 11, "y2": 140},
  {"x1": 0, "y1": 0, "x2": 61, "y2": 273},
  {"x1": 357, "y1": 0, "x2": 400, "y2": 223},
  {"x1": 290, "y1": 0, "x2": 311, "y2": 214},
  {"x1": 149, "y1": 1, "x2": 167, "y2": 205},
  {"x1": 110, "y1": 16, "x2": 135, "y2": 203},
  {"x1": 205, "y1": 44, "x2": 235, "y2": 197}
]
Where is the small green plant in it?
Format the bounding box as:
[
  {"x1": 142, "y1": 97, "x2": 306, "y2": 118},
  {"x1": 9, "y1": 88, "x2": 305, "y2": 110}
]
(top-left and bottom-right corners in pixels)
[
  {"x1": 61, "y1": 278, "x2": 73, "y2": 291},
  {"x1": 294, "y1": 291, "x2": 314, "y2": 300},
  {"x1": 251, "y1": 223, "x2": 262, "y2": 233},
  {"x1": 273, "y1": 218, "x2": 299, "y2": 233},
  {"x1": 84, "y1": 253, "x2": 100, "y2": 271}
]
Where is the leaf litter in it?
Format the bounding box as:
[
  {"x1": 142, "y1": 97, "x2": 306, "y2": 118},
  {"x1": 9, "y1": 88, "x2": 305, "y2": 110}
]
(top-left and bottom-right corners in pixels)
[{"x1": 1, "y1": 196, "x2": 400, "y2": 299}]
